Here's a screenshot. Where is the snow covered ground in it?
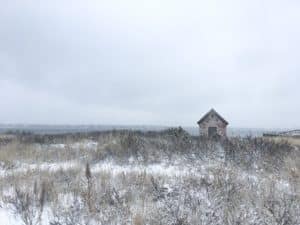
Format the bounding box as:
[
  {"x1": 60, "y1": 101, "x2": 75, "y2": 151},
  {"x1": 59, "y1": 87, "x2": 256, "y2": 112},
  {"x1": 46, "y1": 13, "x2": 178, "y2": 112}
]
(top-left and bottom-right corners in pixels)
[
  {"x1": 0, "y1": 131, "x2": 299, "y2": 225},
  {"x1": 0, "y1": 208, "x2": 20, "y2": 225},
  {"x1": 0, "y1": 159, "x2": 294, "y2": 194}
]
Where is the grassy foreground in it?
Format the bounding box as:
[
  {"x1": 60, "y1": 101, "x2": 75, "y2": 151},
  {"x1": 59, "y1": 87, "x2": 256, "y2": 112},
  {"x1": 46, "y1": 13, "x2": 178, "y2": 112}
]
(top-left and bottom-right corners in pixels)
[{"x1": 0, "y1": 128, "x2": 299, "y2": 225}]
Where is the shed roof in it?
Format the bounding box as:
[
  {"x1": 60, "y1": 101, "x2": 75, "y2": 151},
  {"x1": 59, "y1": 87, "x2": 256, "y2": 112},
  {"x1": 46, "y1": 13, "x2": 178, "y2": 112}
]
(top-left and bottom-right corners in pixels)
[{"x1": 197, "y1": 109, "x2": 229, "y2": 125}]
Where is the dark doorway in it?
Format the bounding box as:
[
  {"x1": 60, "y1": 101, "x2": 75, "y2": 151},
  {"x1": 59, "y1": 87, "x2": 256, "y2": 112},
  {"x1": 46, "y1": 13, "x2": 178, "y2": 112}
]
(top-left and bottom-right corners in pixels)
[{"x1": 208, "y1": 127, "x2": 217, "y2": 137}]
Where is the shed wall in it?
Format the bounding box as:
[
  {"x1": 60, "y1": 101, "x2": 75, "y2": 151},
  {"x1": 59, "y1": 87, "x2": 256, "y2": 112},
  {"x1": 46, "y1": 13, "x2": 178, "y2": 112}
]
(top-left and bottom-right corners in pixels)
[{"x1": 198, "y1": 115, "x2": 227, "y2": 137}]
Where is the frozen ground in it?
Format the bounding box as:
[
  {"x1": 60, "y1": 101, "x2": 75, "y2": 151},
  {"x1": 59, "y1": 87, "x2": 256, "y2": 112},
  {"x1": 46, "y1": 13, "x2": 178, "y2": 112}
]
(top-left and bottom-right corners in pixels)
[{"x1": 0, "y1": 129, "x2": 299, "y2": 225}]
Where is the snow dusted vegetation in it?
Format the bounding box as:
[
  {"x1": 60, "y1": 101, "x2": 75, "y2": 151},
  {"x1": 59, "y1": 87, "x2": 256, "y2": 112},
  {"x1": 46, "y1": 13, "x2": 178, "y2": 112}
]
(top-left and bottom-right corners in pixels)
[{"x1": 0, "y1": 128, "x2": 299, "y2": 225}]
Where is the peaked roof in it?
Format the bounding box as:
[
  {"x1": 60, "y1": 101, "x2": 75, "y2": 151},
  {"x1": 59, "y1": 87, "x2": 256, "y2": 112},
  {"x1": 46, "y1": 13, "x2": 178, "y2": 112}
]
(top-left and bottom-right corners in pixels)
[{"x1": 197, "y1": 109, "x2": 229, "y2": 125}]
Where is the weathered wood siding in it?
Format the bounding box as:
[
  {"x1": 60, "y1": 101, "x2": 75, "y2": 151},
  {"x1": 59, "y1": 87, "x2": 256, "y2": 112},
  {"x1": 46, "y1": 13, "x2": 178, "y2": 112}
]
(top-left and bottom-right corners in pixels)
[{"x1": 198, "y1": 113, "x2": 227, "y2": 137}]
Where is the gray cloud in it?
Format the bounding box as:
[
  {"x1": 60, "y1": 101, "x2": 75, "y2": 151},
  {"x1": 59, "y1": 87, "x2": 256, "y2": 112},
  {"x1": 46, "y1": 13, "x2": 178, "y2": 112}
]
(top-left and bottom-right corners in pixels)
[{"x1": 0, "y1": 0, "x2": 300, "y2": 128}]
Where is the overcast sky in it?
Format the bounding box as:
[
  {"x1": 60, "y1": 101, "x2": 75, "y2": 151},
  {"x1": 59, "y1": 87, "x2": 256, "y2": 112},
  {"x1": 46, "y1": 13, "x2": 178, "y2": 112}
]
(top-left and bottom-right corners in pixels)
[{"x1": 0, "y1": 0, "x2": 300, "y2": 128}]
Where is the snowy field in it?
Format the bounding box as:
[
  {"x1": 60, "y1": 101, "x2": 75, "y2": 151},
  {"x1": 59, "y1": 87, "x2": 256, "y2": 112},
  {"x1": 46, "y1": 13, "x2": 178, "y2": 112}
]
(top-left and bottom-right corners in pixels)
[{"x1": 0, "y1": 128, "x2": 299, "y2": 225}]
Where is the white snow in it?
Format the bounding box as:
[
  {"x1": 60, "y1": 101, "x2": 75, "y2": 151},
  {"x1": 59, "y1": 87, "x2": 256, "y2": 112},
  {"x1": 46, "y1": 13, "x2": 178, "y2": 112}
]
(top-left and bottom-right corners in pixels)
[
  {"x1": 0, "y1": 207, "x2": 22, "y2": 225},
  {"x1": 0, "y1": 205, "x2": 53, "y2": 225},
  {"x1": 48, "y1": 140, "x2": 98, "y2": 150},
  {"x1": 0, "y1": 158, "x2": 293, "y2": 195},
  {"x1": 0, "y1": 161, "x2": 79, "y2": 178},
  {"x1": 91, "y1": 161, "x2": 198, "y2": 178}
]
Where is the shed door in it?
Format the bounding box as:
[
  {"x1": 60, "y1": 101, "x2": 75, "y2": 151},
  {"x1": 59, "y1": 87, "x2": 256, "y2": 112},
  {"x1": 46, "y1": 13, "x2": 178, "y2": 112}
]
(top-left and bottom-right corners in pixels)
[{"x1": 208, "y1": 127, "x2": 217, "y2": 137}]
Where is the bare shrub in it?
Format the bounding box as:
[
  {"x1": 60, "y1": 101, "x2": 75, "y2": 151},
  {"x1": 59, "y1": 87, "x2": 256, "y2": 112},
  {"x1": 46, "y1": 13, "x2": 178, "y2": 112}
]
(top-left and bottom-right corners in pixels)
[
  {"x1": 4, "y1": 181, "x2": 46, "y2": 225},
  {"x1": 263, "y1": 183, "x2": 299, "y2": 225},
  {"x1": 50, "y1": 195, "x2": 87, "y2": 225},
  {"x1": 84, "y1": 163, "x2": 93, "y2": 213}
]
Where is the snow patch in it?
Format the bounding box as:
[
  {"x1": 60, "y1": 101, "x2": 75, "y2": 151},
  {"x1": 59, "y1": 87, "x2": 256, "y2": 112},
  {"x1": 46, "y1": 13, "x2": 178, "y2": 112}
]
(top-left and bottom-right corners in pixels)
[
  {"x1": 48, "y1": 140, "x2": 98, "y2": 150},
  {"x1": 0, "y1": 207, "x2": 22, "y2": 225}
]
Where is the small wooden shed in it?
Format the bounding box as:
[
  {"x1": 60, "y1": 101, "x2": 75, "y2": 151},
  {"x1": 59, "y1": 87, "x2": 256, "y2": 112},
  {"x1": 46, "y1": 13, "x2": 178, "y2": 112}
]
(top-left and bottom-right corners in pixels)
[{"x1": 197, "y1": 109, "x2": 229, "y2": 138}]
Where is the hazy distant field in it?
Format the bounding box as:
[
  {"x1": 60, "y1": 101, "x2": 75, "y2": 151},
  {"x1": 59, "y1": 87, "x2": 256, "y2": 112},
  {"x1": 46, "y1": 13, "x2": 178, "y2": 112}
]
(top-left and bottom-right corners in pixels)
[
  {"x1": 265, "y1": 136, "x2": 300, "y2": 147},
  {"x1": 0, "y1": 124, "x2": 275, "y2": 137}
]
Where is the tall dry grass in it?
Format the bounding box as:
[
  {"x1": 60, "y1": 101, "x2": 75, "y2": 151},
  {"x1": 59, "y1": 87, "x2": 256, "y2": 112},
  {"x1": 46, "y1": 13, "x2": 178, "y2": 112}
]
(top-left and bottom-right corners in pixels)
[{"x1": 0, "y1": 129, "x2": 299, "y2": 224}]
